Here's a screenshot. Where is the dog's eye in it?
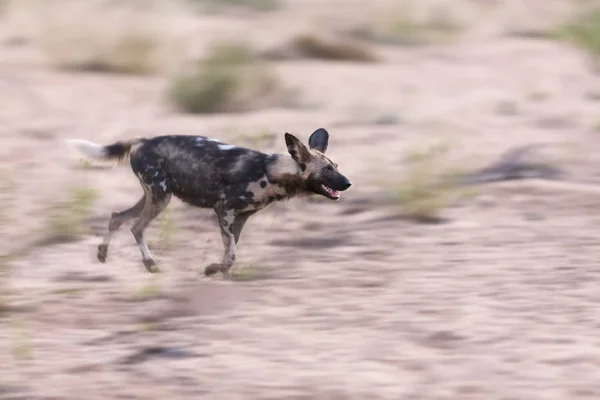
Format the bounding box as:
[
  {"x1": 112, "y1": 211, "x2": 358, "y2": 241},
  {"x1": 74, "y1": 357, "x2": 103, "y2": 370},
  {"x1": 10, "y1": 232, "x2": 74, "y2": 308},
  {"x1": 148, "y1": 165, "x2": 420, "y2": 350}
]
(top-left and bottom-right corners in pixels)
[{"x1": 326, "y1": 165, "x2": 334, "y2": 172}]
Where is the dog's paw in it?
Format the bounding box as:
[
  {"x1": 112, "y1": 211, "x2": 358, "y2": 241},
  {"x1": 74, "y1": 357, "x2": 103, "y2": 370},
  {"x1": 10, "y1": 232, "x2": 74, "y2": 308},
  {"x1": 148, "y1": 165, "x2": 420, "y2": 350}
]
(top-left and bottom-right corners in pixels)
[
  {"x1": 204, "y1": 263, "x2": 221, "y2": 276},
  {"x1": 97, "y1": 244, "x2": 108, "y2": 263},
  {"x1": 143, "y1": 258, "x2": 160, "y2": 273}
]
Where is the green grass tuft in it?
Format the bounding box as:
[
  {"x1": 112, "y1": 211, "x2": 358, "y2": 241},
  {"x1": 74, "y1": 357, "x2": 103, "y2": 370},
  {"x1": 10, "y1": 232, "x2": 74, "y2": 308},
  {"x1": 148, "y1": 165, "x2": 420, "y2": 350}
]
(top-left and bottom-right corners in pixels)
[
  {"x1": 290, "y1": 34, "x2": 378, "y2": 62},
  {"x1": 187, "y1": 0, "x2": 280, "y2": 13},
  {"x1": 169, "y1": 41, "x2": 283, "y2": 114},
  {"x1": 345, "y1": 2, "x2": 465, "y2": 47},
  {"x1": 553, "y1": 9, "x2": 600, "y2": 63},
  {"x1": 131, "y1": 276, "x2": 163, "y2": 302},
  {"x1": 11, "y1": 319, "x2": 33, "y2": 361},
  {"x1": 391, "y1": 141, "x2": 466, "y2": 223},
  {"x1": 43, "y1": 187, "x2": 98, "y2": 244},
  {"x1": 155, "y1": 207, "x2": 177, "y2": 250},
  {"x1": 33, "y1": 2, "x2": 186, "y2": 75}
]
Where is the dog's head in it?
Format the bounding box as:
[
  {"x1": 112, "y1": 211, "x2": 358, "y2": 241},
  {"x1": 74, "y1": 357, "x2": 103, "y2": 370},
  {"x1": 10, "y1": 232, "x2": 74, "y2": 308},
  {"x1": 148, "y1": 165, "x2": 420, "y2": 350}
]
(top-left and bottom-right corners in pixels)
[{"x1": 284, "y1": 128, "x2": 352, "y2": 200}]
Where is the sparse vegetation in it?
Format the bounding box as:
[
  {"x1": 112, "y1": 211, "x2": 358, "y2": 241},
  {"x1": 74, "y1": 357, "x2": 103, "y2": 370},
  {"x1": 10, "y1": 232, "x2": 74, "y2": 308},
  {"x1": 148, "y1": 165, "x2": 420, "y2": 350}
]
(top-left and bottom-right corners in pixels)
[
  {"x1": 187, "y1": 0, "x2": 280, "y2": 12},
  {"x1": 35, "y1": 3, "x2": 184, "y2": 75},
  {"x1": 230, "y1": 264, "x2": 271, "y2": 281},
  {"x1": 154, "y1": 207, "x2": 177, "y2": 250},
  {"x1": 506, "y1": 28, "x2": 554, "y2": 40},
  {"x1": 344, "y1": 1, "x2": 465, "y2": 46},
  {"x1": 78, "y1": 159, "x2": 93, "y2": 170},
  {"x1": 0, "y1": 298, "x2": 9, "y2": 315},
  {"x1": 584, "y1": 89, "x2": 600, "y2": 101},
  {"x1": 41, "y1": 26, "x2": 160, "y2": 75},
  {"x1": 553, "y1": 8, "x2": 600, "y2": 63},
  {"x1": 10, "y1": 319, "x2": 33, "y2": 361},
  {"x1": 391, "y1": 142, "x2": 463, "y2": 223},
  {"x1": 528, "y1": 91, "x2": 551, "y2": 102},
  {"x1": 136, "y1": 322, "x2": 159, "y2": 332},
  {"x1": 373, "y1": 113, "x2": 402, "y2": 126},
  {"x1": 132, "y1": 277, "x2": 163, "y2": 302},
  {"x1": 0, "y1": 175, "x2": 14, "y2": 226},
  {"x1": 43, "y1": 187, "x2": 98, "y2": 244},
  {"x1": 48, "y1": 287, "x2": 86, "y2": 297},
  {"x1": 285, "y1": 34, "x2": 378, "y2": 62},
  {"x1": 169, "y1": 41, "x2": 283, "y2": 114},
  {"x1": 0, "y1": 258, "x2": 10, "y2": 315}
]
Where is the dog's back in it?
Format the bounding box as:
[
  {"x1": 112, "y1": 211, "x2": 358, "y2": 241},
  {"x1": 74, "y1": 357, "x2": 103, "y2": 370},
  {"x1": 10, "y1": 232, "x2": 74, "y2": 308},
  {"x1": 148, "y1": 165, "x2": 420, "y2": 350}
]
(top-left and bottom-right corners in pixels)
[{"x1": 129, "y1": 135, "x2": 270, "y2": 208}]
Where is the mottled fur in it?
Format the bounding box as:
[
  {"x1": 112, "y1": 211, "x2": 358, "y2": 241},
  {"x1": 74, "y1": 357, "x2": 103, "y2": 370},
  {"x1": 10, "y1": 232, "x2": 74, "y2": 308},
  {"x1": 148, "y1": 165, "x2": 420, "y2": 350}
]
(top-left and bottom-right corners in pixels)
[{"x1": 67, "y1": 128, "x2": 351, "y2": 277}]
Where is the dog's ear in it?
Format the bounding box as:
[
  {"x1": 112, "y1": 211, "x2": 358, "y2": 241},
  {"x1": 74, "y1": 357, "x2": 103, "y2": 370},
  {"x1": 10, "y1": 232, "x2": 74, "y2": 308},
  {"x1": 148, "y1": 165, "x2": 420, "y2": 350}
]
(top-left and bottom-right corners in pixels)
[
  {"x1": 285, "y1": 133, "x2": 311, "y2": 164},
  {"x1": 308, "y1": 128, "x2": 329, "y2": 153}
]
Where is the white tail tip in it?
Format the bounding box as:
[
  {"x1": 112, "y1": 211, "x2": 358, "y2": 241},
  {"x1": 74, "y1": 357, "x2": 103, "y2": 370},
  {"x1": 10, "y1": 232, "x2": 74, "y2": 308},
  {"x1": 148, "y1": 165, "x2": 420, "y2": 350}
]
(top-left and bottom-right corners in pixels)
[{"x1": 67, "y1": 139, "x2": 108, "y2": 159}]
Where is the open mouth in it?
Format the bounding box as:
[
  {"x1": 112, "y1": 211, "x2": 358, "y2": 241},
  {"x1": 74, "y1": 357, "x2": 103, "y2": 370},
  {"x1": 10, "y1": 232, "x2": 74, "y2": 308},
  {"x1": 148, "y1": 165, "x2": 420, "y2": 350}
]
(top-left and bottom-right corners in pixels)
[{"x1": 321, "y1": 184, "x2": 341, "y2": 200}]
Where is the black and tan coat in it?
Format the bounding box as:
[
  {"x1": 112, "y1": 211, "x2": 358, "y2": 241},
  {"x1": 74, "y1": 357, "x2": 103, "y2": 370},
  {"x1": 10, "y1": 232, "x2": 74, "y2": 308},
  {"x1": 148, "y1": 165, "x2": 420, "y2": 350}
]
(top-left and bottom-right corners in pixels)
[{"x1": 67, "y1": 128, "x2": 352, "y2": 278}]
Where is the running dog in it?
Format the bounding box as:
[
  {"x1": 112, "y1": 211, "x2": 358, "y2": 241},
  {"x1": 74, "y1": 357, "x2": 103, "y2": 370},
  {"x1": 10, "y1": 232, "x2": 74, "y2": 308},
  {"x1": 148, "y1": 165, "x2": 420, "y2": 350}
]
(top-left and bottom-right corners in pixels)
[{"x1": 67, "y1": 128, "x2": 352, "y2": 278}]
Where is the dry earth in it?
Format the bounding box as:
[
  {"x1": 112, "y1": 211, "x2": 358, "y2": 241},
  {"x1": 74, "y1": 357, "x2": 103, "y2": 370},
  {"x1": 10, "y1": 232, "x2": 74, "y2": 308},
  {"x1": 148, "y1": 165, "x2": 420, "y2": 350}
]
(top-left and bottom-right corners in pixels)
[{"x1": 2, "y1": 0, "x2": 600, "y2": 399}]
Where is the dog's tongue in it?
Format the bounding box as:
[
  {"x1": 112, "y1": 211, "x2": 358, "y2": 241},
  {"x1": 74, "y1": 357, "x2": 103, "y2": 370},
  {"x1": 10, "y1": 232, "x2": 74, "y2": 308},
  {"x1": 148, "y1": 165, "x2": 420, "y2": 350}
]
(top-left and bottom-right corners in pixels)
[
  {"x1": 329, "y1": 189, "x2": 341, "y2": 199},
  {"x1": 322, "y1": 184, "x2": 341, "y2": 199}
]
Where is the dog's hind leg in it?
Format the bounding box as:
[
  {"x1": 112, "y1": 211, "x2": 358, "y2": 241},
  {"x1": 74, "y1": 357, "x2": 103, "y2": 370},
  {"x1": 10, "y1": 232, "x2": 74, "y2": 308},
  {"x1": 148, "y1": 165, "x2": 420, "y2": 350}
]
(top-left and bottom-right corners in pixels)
[
  {"x1": 130, "y1": 179, "x2": 172, "y2": 273},
  {"x1": 97, "y1": 195, "x2": 146, "y2": 263}
]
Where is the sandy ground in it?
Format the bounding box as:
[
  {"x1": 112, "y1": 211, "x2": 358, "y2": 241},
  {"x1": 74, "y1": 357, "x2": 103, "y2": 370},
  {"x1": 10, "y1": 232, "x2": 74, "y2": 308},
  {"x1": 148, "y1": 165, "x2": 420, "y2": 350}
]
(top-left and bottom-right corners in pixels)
[{"x1": 2, "y1": 0, "x2": 600, "y2": 399}]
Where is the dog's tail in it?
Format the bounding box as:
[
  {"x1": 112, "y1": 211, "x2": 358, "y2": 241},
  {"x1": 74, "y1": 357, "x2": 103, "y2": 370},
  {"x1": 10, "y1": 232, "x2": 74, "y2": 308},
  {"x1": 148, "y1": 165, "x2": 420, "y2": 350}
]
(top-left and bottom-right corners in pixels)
[{"x1": 66, "y1": 138, "x2": 143, "y2": 163}]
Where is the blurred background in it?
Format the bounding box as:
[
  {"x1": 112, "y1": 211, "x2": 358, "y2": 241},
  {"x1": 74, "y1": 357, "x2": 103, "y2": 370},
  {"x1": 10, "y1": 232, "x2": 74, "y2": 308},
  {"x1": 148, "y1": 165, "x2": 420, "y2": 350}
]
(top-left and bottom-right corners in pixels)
[{"x1": 1, "y1": 0, "x2": 600, "y2": 398}]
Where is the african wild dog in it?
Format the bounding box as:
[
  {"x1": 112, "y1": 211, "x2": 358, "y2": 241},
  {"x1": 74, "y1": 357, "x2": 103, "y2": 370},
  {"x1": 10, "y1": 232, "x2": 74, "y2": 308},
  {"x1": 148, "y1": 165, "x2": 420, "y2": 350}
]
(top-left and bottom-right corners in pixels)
[{"x1": 67, "y1": 128, "x2": 352, "y2": 278}]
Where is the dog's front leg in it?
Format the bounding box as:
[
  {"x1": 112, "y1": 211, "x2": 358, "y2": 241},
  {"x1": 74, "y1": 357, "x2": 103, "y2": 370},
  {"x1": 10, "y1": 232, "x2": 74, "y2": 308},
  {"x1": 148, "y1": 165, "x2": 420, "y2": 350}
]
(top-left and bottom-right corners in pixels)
[{"x1": 205, "y1": 206, "x2": 237, "y2": 279}]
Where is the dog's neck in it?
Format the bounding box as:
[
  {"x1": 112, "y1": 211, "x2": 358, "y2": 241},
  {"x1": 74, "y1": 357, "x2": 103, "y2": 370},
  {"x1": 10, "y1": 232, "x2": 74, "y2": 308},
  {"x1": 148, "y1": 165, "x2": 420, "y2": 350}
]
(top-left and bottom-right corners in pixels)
[
  {"x1": 266, "y1": 153, "x2": 300, "y2": 178},
  {"x1": 265, "y1": 154, "x2": 310, "y2": 198}
]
